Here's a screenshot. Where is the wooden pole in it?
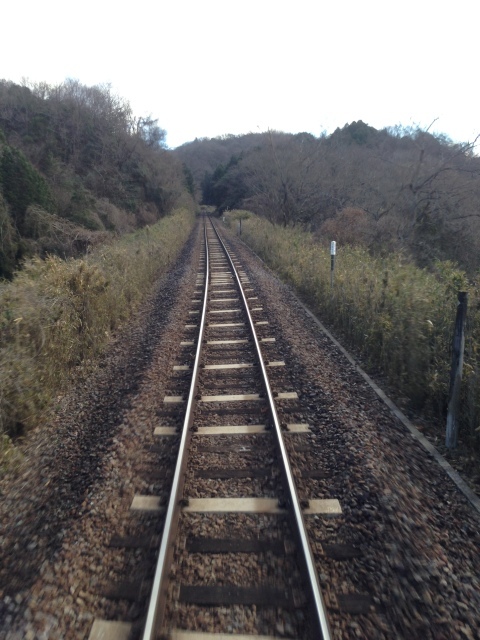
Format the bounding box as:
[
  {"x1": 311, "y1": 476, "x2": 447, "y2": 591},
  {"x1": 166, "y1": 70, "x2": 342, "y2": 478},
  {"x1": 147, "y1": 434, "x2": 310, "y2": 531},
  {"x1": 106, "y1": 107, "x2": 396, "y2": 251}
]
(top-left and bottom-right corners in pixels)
[{"x1": 446, "y1": 291, "x2": 468, "y2": 449}]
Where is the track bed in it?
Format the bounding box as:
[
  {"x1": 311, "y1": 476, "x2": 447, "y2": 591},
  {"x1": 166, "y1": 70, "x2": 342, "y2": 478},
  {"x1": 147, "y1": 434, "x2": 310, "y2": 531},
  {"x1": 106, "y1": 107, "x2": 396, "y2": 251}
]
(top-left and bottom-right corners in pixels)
[{"x1": 1, "y1": 218, "x2": 479, "y2": 640}]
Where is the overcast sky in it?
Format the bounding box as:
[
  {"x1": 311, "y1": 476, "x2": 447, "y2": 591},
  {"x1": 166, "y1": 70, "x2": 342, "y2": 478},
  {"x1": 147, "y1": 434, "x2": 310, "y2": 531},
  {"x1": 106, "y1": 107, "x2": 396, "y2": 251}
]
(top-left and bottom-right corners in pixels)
[{"x1": 1, "y1": 0, "x2": 478, "y2": 149}]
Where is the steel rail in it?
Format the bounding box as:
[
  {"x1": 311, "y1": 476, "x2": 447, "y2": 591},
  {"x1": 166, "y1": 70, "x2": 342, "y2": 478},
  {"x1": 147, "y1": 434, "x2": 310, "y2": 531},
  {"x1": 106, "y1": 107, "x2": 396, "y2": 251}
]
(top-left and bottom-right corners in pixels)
[
  {"x1": 210, "y1": 218, "x2": 332, "y2": 640},
  {"x1": 142, "y1": 222, "x2": 210, "y2": 640}
]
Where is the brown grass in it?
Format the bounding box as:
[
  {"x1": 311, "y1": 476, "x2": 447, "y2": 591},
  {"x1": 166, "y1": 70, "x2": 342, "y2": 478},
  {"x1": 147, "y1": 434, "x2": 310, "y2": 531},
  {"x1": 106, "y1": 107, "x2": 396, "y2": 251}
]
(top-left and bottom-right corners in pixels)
[
  {"x1": 227, "y1": 211, "x2": 480, "y2": 457},
  {"x1": 0, "y1": 207, "x2": 195, "y2": 457}
]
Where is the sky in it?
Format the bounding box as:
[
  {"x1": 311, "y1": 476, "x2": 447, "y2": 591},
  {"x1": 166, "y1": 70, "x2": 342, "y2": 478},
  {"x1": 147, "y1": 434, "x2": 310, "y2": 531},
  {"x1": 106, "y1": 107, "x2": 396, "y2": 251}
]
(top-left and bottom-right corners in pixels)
[{"x1": 1, "y1": 0, "x2": 478, "y2": 149}]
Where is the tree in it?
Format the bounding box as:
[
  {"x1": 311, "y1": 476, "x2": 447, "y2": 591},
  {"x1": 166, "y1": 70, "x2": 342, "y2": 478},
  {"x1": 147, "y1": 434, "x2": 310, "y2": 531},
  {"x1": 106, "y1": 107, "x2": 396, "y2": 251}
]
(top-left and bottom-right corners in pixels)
[
  {"x1": 0, "y1": 145, "x2": 55, "y2": 233},
  {"x1": 0, "y1": 193, "x2": 19, "y2": 278},
  {"x1": 202, "y1": 154, "x2": 247, "y2": 211},
  {"x1": 134, "y1": 116, "x2": 166, "y2": 148},
  {"x1": 241, "y1": 132, "x2": 333, "y2": 227},
  {"x1": 183, "y1": 163, "x2": 195, "y2": 197}
]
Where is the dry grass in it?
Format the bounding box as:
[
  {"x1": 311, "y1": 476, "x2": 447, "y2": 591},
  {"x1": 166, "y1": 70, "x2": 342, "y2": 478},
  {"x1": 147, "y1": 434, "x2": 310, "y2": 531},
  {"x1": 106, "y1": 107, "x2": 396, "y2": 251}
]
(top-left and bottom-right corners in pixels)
[
  {"x1": 0, "y1": 207, "x2": 195, "y2": 453},
  {"x1": 228, "y1": 211, "x2": 480, "y2": 453}
]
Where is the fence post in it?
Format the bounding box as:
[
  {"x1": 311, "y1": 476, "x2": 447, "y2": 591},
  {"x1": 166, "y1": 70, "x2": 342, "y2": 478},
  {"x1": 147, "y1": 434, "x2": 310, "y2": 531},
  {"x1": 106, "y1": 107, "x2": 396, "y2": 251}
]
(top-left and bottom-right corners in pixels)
[{"x1": 445, "y1": 291, "x2": 468, "y2": 449}]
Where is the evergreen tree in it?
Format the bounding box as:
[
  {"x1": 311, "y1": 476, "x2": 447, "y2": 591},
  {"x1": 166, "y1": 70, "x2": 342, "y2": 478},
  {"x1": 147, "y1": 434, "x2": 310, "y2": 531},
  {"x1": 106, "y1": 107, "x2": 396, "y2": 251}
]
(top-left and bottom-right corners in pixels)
[{"x1": 0, "y1": 145, "x2": 54, "y2": 233}]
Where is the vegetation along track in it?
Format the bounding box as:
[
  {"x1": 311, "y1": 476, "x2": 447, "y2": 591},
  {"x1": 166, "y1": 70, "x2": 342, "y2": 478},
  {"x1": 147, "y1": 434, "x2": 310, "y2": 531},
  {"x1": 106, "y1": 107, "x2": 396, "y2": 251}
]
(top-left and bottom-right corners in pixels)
[{"x1": 2, "y1": 216, "x2": 479, "y2": 640}]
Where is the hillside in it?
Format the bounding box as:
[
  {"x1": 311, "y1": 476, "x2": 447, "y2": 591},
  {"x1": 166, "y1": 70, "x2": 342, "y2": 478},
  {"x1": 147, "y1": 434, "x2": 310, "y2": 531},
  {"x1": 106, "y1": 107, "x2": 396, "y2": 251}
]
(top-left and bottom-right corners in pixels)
[
  {"x1": 0, "y1": 79, "x2": 193, "y2": 278},
  {"x1": 4, "y1": 81, "x2": 478, "y2": 279},
  {"x1": 176, "y1": 124, "x2": 480, "y2": 272}
]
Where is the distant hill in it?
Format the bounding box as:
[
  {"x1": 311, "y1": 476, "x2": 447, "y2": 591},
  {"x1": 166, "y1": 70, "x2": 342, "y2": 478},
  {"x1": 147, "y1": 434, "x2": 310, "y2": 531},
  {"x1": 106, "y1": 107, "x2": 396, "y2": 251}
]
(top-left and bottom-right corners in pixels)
[
  {"x1": 174, "y1": 132, "x2": 264, "y2": 187},
  {"x1": 0, "y1": 79, "x2": 192, "y2": 278},
  {"x1": 176, "y1": 123, "x2": 480, "y2": 272}
]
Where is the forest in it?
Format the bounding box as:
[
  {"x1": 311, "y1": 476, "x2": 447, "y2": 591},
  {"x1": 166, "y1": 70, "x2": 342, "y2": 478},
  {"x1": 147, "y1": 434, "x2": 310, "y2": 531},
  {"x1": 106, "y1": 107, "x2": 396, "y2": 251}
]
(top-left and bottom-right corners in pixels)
[
  {"x1": 175, "y1": 123, "x2": 480, "y2": 274},
  {"x1": 0, "y1": 79, "x2": 193, "y2": 278}
]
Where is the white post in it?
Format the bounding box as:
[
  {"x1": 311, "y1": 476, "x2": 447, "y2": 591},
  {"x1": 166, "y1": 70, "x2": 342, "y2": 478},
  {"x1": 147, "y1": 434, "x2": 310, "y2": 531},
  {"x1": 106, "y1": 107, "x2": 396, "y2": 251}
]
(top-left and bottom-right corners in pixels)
[{"x1": 330, "y1": 241, "x2": 336, "y2": 288}]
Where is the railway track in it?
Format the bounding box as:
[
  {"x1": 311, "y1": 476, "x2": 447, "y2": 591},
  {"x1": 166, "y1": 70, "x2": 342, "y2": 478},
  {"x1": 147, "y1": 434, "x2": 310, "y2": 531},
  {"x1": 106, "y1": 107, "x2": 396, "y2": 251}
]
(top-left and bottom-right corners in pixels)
[
  {"x1": 88, "y1": 218, "x2": 356, "y2": 640},
  {"x1": 4, "y1": 215, "x2": 480, "y2": 640}
]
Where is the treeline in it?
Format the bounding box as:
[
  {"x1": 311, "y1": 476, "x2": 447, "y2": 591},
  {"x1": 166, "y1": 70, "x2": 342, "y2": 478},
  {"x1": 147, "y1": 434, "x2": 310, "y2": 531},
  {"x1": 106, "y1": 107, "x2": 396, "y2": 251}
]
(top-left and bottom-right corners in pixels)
[
  {"x1": 0, "y1": 79, "x2": 193, "y2": 278},
  {"x1": 176, "y1": 123, "x2": 480, "y2": 273}
]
